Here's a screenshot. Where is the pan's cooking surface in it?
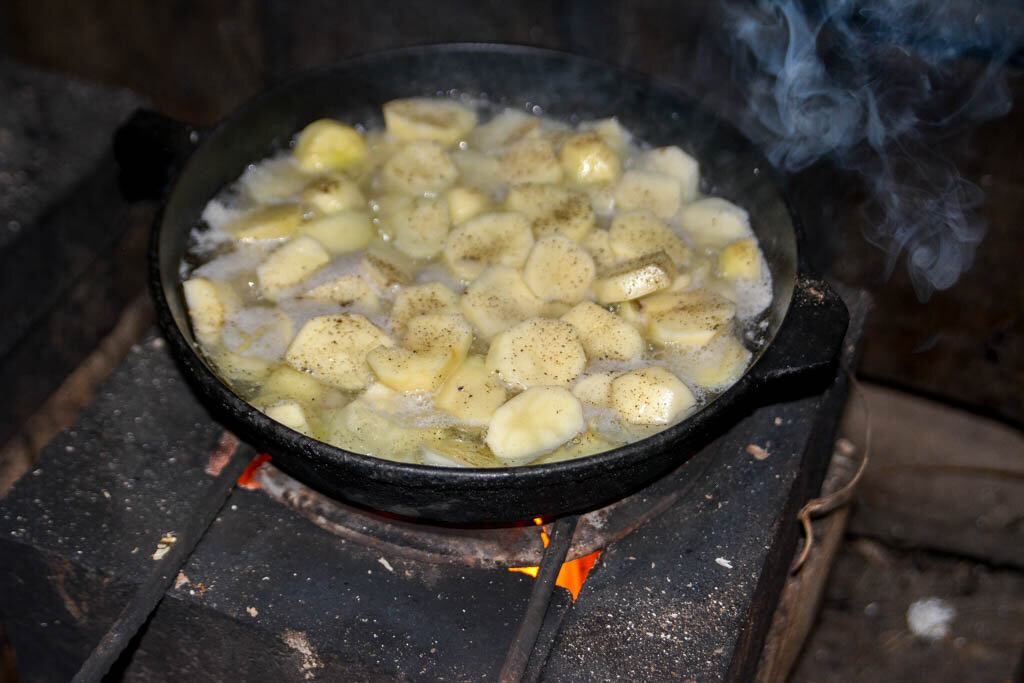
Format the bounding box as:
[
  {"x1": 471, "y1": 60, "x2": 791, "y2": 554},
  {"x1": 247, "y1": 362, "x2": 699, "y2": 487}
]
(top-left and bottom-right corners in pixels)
[{"x1": 148, "y1": 44, "x2": 846, "y2": 522}]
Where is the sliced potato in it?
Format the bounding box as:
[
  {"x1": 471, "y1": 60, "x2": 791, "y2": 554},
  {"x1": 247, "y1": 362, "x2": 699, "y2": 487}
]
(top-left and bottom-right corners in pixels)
[
  {"x1": 611, "y1": 366, "x2": 695, "y2": 425},
  {"x1": 500, "y1": 138, "x2": 562, "y2": 184},
  {"x1": 294, "y1": 119, "x2": 368, "y2": 172},
  {"x1": 532, "y1": 429, "x2": 620, "y2": 465},
  {"x1": 209, "y1": 349, "x2": 274, "y2": 384},
  {"x1": 559, "y1": 131, "x2": 622, "y2": 185},
  {"x1": 571, "y1": 372, "x2": 617, "y2": 407},
  {"x1": 444, "y1": 185, "x2": 491, "y2": 225},
  {"x1": 680, "y1": 197, "x2": 753, "y2": 249},
  {"x1": 367, "y1": 345, "x2": 461, "y2": 393},
  {"x1": 301, "y1": 274, "x2": 380, "y2": 311},
  {"x1": 561, "y1": 301, "x2": 644, "y2": 362},
  {"x1": 672, "y1": 333, "x2": 752, "y2": 389},
  {"x1": 325, "y1": 395, "x2": 440, "y2": 463},
  {"x1": 443, "y1": 212, "x2": 534, "y2": 281},
  {"x1": 608, "y1": 209, "x2": 690, "y2": 268},
  {"x1": 257, "y1": 236, "x2": 330, "y2": 300},
  {"x1": 264, "y1": 399, "x2": 315, "y2": 437},
  {"x1": 642, "y1": 288, "x2": 737, "y2": 348},
  {"x1": 643, "y1": 146, "x2": 699, "y2": 202},
  {"x1": 225, "y1": 204, "x2": 304, "y2": 242},
  {"x1": 718, "y1": 238, "x2": 763, "y2": 281},
  {"x1": 381, "y1": 140, "x2": 458, "y2": 195},
  {"x1": 285, "y1": 314, "x2": 393, "y2": 391},
  {"x1": 460, "y1": 266, "x2": 543, "y2": 340},
  {"x1": 296, "y1": 211, "x2": 375, "y2": 256},
  {"x1": 485, "y1": 318, "x2": 586, "y2": 390},
  {"x1": 522, "y1": 234, "x2": 596, "y2": 304},
  {"x1": 389, "y1": 196, "x2": 451, "y2": 259},
  {"x1": 614, "y1": 170, "x2": 682, "y2": 218},
  {"x1": 504, "y1": 183, "x2": 596, "y2": 242},
  {"x1": 485, "y1": 386, "x2": 585, "y2": 466},
  {"x1": 360, "y1": 244, "x2": 417, "y2": 288},
  {"x1": 469, "y1": 108, "x2": 540, "y2": 151},
  {"x1": 182, "y1": 277, "x2": 237, "y2": 346},
  {"x1": 389, "y1": 282, "x2": 460, "y2": 339},
  {"x1": 254, "y1": 365, "x2": 329, "y2": 409},
  {"x1": 593, "y1": 251, "x2": 677, "y2": 304},
  {"x1": 301, "y1": 174, "x2": 366, "y2": 215},
  {"x1": 435, "y1": 355, "x2": 507, "y2": 427},
  {"x1": 383, "y1": 98, "x2": 478, "y2": 145}
]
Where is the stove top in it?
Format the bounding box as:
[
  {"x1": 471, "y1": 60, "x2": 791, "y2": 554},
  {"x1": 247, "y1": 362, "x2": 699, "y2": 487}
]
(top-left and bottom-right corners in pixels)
[{"x1": 0, "y1": 284, "x2": 865, "y2": 681}]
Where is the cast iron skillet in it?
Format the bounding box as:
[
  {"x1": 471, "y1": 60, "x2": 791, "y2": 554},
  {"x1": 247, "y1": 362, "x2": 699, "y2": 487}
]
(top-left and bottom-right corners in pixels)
[{"x1": 119, "y1": 44, "x2": 848, "y2": 524}]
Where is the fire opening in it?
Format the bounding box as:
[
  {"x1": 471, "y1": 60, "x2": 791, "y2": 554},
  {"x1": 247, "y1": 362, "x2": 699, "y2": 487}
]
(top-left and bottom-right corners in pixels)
[
  {"x1": 509, "y1": 518, "x2": 601, "y2": 601},
  {"x1": 238, "y1": 453, "x2": 272, "y2": 489}
]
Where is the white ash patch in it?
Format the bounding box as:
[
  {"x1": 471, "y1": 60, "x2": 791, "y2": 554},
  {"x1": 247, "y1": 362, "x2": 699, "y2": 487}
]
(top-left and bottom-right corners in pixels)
[{"x1": 907, "y1": 597, "x2": 956, "y2": 640}]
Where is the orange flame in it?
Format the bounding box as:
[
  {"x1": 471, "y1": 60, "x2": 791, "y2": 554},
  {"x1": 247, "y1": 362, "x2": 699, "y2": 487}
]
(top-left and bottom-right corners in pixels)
[
  {"x1": 237, "y1": 453, "x2": 272, "y2": 489},
  {"x1": 509, "y1": 518, "x2": 601, "y2": 601}
]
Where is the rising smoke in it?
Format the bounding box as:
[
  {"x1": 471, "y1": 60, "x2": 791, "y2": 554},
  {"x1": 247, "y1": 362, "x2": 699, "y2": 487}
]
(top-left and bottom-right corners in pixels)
[{"x1": 724, "y1": 0, "x2": 1015, "y2": 299}]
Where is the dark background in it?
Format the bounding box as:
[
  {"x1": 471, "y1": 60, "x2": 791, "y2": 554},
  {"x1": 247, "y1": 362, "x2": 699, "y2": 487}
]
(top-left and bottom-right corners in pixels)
[{"x1": 2, "y1": 0, "x2": 1021, "y2": 428}]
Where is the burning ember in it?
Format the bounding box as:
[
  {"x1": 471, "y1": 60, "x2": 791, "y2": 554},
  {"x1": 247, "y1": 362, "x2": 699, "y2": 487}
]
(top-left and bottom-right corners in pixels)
[
  {"x1": 237, "y1": 453, "x2": 272, "y2": 489},
  {"x1": 509, "y1": 518, "x2": 601, "y2": 601}
]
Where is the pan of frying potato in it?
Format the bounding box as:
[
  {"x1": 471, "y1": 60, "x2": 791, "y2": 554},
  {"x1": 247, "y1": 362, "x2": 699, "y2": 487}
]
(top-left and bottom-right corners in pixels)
[{"x1": 121, "y1": 44, "x2": 849, "y2": 523}]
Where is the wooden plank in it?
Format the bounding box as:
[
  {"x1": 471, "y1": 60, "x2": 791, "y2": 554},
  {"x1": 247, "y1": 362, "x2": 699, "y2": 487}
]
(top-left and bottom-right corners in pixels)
[{"x1": 845, "y1": 383, "x2": 1024, "y2": 567}]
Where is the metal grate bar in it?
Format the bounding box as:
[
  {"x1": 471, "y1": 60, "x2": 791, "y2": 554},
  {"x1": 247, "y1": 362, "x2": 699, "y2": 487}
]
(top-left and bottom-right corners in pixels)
[
  {"x1": 498, "y1": 515, "x2": 580, "y2": 683},
  {"x1": 71, "y1": 439, "x2": 254, "y2": 682}
]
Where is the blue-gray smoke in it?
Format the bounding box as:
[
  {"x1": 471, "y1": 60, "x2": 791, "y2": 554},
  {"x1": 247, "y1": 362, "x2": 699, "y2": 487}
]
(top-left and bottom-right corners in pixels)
[{"x1": 725, "y1": 0, "x2": 1015, "y2": 299}]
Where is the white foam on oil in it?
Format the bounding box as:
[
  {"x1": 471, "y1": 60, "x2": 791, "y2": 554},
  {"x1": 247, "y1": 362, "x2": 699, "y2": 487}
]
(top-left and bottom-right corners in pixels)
[
  {"x1": 731, "y1": 256, "x2": 774, "y2": 320},
  {"x1": 268, "y1": 253, "x2": 366, "y2": 303},
  {"x1": 361, "y1": 384, "x2": 459, "y2": 430},
  {"x1": 221, "y1": 307, "x2": 293, "y2": 360},
  {"x1": 275, "y1": 298, "x2": 349, "y2": 333},
  {"x1": 191, "y1": 243, "x2": 270, "y2": 283},
  {"x1": 414, "y1": 263, "x2": 466, "y2": 294},
  {"x1": 199, "y1": 198, "x2": 242, "y2": 234},
  {"x1": 238, "y1": 153, "x2": 311, "y2": 204},
  {"x1": 582, "y1": 403, "x2": 663, "y2": 446}
]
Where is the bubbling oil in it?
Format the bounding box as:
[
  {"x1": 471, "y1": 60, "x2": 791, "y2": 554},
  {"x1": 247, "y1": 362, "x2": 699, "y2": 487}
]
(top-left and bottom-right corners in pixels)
[{"x1": 180, "y1": 98, "x2": 774, "y2": 467}]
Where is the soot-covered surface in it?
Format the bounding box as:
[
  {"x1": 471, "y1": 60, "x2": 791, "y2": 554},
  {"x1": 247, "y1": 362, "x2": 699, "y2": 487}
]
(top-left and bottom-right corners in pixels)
[
  {"x1": 0, "y1": 58, "x2": 150, "y2": 450},
  {"x1": 0, "y1": 288, "x2": 863, "y2": 681}
]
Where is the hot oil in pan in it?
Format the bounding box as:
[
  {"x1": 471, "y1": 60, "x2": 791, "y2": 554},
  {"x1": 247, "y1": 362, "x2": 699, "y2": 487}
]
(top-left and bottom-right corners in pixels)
[{"x1": 178, "y1": 95, "x2": 774, "y2": 467}]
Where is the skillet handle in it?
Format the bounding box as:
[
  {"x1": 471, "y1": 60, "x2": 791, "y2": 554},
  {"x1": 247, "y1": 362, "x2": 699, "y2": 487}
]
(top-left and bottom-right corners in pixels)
[
  {"x1": 747, "y1": 274, "x2": 850, "y2": 395},
  {"x1": 113, "y1": 109, "x2": 202, "y2": 201}
]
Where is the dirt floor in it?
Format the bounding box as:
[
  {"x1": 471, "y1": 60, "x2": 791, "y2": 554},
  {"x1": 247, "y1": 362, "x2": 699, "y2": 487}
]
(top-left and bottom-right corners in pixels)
[
  {"x1": 783, "y1": 382, "x2": 1024, "y2": 682},
  {"x1": 792, "y1": 539, "x2": 1024, "y2": 682}
]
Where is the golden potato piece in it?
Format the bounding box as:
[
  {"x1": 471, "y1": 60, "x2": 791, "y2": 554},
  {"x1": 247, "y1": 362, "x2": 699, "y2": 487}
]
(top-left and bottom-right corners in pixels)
[
  {"x1": 294, "y1": 119, "x2": 368, "y2": 172},
  {"x1": 559, "y1": 131, "x2": 622, "y2": 184},
  {"x1": 592, "y1": 251, "x2": 676, "y2": 304},
  {"x1": 718, "y1": 238, "x2": 763, "y2": 281},
  {"x1": 611, "y1": 366, "x2": 695, "y2": 425},
  {"x1": 486, "y1": 318, "x2": 586, "y2": 390},
  {"x1": 383, "y1": 98, "x2": 478, "y2": 145},
  {"x1": 435, "y1": 355, "x2": 508, "y2": 427},
  {"x1": 257, "y1": 236, "x2": 330, "y2": 300},
  {"x1": 285, "y1": 314, "x2": 393, "y2": 391},
  {"x1": 225, "y1": 204, "x2": 303, "y2": 241}
]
